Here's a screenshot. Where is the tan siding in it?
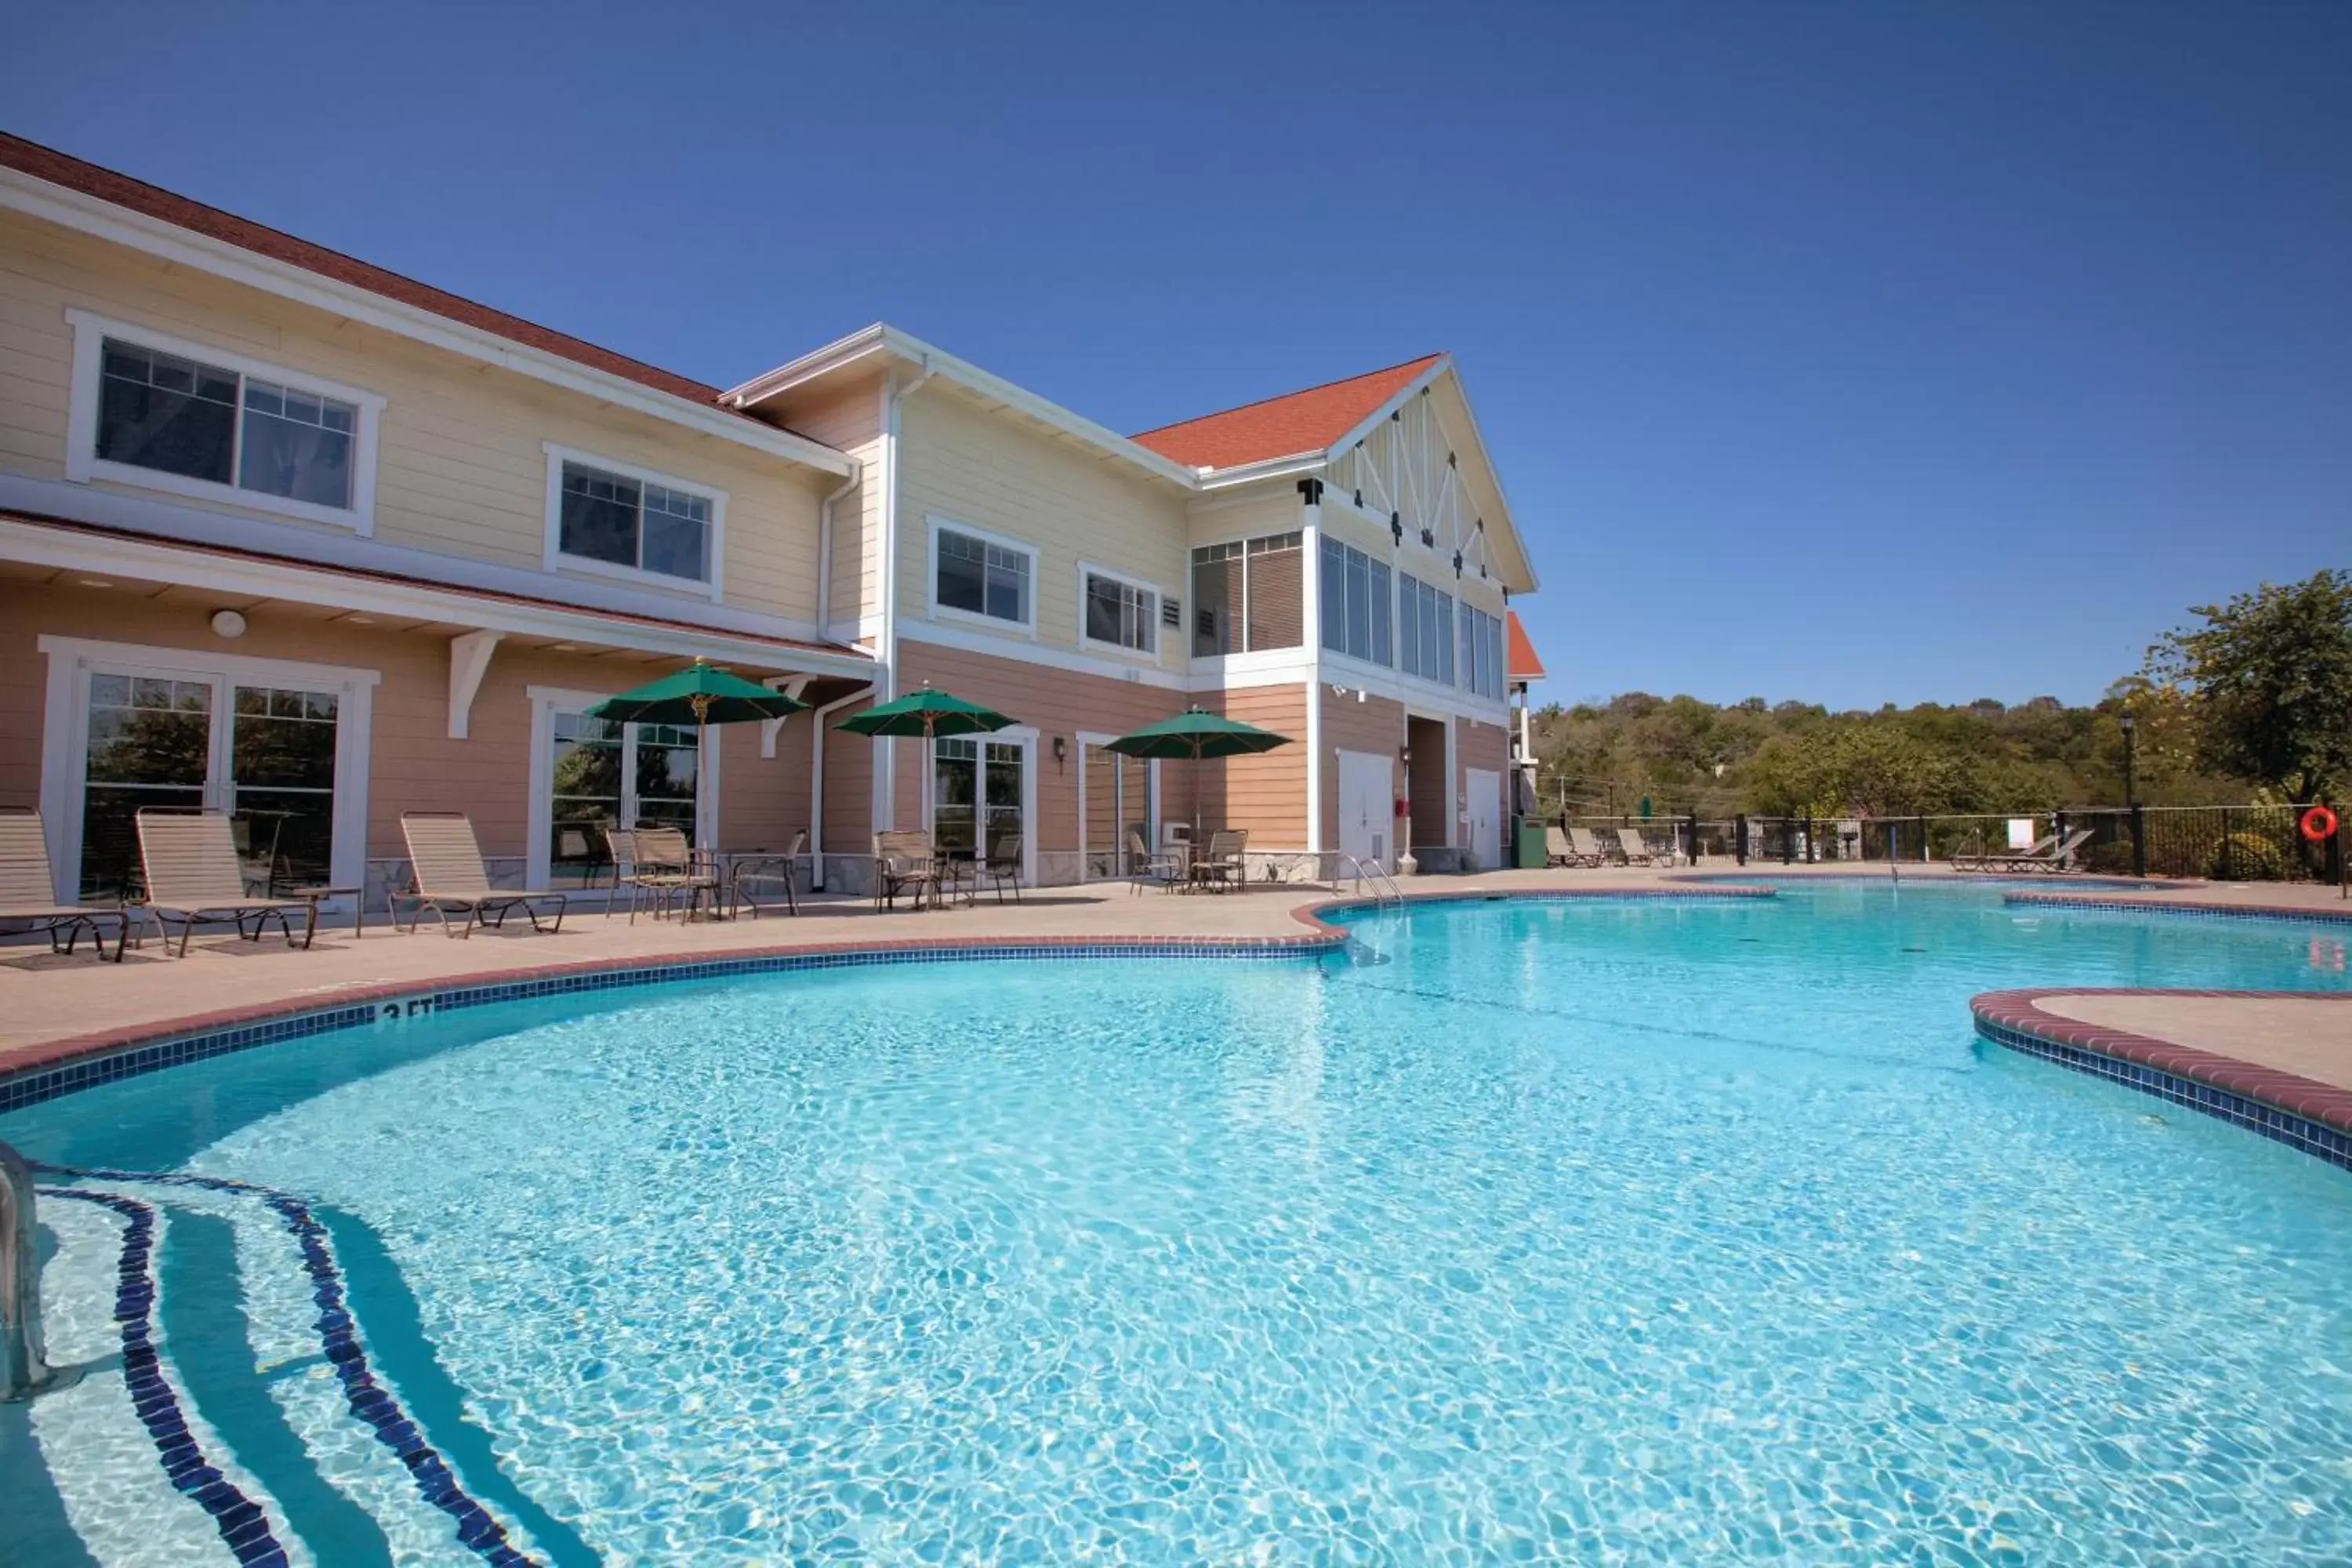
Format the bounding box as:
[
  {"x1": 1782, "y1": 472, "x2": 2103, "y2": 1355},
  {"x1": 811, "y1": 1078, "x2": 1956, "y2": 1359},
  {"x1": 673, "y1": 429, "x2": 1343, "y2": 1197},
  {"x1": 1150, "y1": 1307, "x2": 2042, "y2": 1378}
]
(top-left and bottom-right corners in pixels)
[
  {"x1": 0, "y1": 583, "x2": 811, "y2": 870},
  {"x1": 1196, "y1": 684, "x2": 1309, "y2": 848},
  {"x1": 821, "y1": 695, "x2": 878, "y2": 859},
  {"x1": 1319, "y1": 688, "x2": 1405, "y2": 848},
  {"x1": 0, "y1": 210, "x2": 835, "y2": 626},
  {"x1": 895, "y1": 389, "x2": 1189, "y2": 666},
  {"x1": 771, "y1": 373, "x2": 886, "y2": 635}
]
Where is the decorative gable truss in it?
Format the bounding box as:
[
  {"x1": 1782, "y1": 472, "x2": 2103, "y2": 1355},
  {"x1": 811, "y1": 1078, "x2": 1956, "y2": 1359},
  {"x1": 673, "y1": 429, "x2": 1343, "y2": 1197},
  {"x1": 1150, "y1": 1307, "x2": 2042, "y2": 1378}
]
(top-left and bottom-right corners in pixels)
[{"x1": 1327, "y1": 387, "x2": 1487, "y2": 583}]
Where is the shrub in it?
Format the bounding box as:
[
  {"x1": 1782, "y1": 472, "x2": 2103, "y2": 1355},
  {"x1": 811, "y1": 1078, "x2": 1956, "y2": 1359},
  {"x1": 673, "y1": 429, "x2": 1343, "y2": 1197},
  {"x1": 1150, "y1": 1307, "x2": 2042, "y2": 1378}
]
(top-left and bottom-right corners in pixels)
[
  {"x1": 2208, "y1": 832, "x2": 2287, "y2": 881},
  {"x1": 2080, "y1": 840, "x2": 2138, "y2": 875}
]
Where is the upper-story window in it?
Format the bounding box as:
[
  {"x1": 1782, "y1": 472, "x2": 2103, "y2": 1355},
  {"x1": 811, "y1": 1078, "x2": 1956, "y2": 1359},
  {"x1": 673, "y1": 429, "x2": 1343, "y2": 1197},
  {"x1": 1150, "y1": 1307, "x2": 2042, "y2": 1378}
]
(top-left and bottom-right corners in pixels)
[
  {"x1": 1191, "y1": 532, "x2": 1303, "y2": 656},
  {"x1": 931, "y1": 518, "x2": 1035, "y2": 631},
  {"x1": 1399, "y1": 573, "x2": 1455, "y2": 685},
  {"x1": 1082, "y1": 565, "x2": 1160, "y2": 655},
  {"x1": 1319, "y1": 536, "x2": 1392, "y2": 666},
  {"x1": 1461, "y1": 604, "x2": 1504, "y2": 700},
  {"x1": 542, "y1": 444, "x2": 725, "y2": 597},
  {"x1": 66, "y1": 310, "x2": 384, "y2": 532}
]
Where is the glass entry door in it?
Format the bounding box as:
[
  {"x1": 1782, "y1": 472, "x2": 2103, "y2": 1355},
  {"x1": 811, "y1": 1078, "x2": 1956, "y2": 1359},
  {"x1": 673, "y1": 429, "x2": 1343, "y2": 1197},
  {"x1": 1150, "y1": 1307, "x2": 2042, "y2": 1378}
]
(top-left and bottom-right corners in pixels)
[
  {"x1": 933, "y1": 737, "x2": 1025, "y2": 866},
  {"x1": 78, "y1": 668, "x2": 340, "y2": 898},
  {"x1": 1082, "y1": 742, "x2": 1152, "y2": 879},
  {"x1": 545, "y1": 708, "x2": 704, "y2": 887}
]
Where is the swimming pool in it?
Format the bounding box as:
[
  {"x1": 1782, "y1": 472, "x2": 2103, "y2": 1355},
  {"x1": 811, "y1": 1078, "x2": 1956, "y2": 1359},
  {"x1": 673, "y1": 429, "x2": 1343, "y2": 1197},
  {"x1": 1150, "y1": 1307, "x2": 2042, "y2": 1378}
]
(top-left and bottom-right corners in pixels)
[{"x1": 6, "y1": 883, "x2": 2352, "y2": 1564}]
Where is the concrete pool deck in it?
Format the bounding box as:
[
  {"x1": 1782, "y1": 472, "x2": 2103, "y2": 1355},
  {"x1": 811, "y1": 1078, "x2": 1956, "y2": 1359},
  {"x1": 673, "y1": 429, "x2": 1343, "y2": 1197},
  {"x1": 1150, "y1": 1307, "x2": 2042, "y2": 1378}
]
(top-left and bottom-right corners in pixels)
[{"x1": 5, "y1": 862, "x2": 2350, "y2": 1148}]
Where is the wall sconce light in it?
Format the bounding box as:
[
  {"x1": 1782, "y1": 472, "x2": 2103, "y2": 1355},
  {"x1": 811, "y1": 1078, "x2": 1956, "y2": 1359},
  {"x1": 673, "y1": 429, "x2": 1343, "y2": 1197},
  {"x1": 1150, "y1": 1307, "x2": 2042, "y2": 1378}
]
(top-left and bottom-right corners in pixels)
[
  {"x1": 1399, "y1": 745, "x2": 1412, "y2": 765},
  {"x1": 1051, "y1": 735, "x2": 1067, "y2": 764}
]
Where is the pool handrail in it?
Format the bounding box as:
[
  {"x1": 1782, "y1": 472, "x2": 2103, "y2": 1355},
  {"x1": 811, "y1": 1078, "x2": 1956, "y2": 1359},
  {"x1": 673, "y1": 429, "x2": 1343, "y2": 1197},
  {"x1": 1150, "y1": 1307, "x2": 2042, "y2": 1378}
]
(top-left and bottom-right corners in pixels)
[{"x1": 2, "y1": 1141, "x2": 78, "y2": 1401}]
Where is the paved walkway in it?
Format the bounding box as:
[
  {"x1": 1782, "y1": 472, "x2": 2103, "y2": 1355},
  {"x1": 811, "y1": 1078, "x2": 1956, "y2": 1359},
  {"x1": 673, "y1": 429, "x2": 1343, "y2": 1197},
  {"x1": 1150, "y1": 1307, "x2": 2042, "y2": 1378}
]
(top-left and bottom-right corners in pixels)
[{"x1": 2038, "y1": 993, "x2": 2352, "y2": 1094}]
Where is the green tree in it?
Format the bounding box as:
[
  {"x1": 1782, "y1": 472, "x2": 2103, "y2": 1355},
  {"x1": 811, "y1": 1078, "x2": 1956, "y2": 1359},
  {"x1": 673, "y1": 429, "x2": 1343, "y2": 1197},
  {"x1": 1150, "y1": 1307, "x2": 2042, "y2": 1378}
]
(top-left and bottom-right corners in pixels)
[{"x1": 2147, "y1": 568, "x2": 2352, "y2": 800}]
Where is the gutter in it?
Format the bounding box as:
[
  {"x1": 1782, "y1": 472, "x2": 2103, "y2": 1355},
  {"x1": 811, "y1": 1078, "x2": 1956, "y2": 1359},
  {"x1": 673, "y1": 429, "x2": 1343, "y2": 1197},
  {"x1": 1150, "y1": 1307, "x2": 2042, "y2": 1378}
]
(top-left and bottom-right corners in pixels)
[{"x1": 815, "y1": 462, "x2": 861, "y2": 637}]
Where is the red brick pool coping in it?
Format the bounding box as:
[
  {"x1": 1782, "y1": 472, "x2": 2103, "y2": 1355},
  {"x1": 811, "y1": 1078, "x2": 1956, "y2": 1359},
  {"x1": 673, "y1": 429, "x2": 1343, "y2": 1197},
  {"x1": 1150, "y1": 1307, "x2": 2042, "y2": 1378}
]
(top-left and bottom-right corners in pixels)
[
  {"x1": 0, "y1": 885, "x2": 1782, "y2": 1098},
  {"x1": 1971, "y1": 989, "x2": 2352, "y2": 1138}
]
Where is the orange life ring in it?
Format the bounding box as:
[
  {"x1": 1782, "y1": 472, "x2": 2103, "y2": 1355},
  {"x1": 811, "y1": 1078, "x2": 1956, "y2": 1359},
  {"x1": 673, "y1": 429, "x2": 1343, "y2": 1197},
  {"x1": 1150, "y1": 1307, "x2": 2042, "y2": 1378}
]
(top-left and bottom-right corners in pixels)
[{"x1": 2303, "y1": 805, "x2": 2339, "y2": 842}]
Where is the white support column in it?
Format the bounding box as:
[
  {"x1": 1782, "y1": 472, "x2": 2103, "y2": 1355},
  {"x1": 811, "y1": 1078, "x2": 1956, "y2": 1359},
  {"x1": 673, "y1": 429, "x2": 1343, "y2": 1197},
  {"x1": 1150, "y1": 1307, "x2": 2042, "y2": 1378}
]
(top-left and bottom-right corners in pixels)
[
  {"x1": 1300, "y1": 482, "x2": 1324, "y2": 856},
  {"x1": 445, "y1": 630, "x2": 501, "y2": 739}
]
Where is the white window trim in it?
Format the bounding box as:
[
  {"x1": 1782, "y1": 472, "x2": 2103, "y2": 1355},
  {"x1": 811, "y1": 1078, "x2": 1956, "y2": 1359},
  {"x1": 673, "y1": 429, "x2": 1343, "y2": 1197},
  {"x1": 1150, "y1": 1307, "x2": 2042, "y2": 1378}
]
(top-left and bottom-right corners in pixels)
[
  {"x1": 1319, "y1": 535, "x2": 1395, "y2": 670},
  {"x1": 1076, "y1": 560, "x2": 1171, "y2": 662},
  {"x1": 64, "y1": 307, "x2": 385, "y2": 535},
  {"x1": 924, "y1": 514, "x2": 1039, "y2": 638},
  {"x1": 524, "y1": 684, "x2": 717, "y2": 888},
  {"x1": 34, "y1": 635, "x2": 379, "y2": 906},
  {"x1": 541, "y1": 443, "x2": 728, "y2": 602}
]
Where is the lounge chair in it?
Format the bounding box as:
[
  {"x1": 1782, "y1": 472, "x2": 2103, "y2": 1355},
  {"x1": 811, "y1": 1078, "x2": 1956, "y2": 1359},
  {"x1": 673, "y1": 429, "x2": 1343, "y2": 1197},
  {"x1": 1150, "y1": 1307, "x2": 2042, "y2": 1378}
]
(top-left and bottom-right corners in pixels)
[
  {"x1": 1976, "y1": 828, "x2": 2094, "y2": 875},
  {"x1": 873, "y1": 830, "x2": 941, "y2": 911},
  {"x1": 1195, "y1": 829, "x2": 1249, "y2": 892},
  {"x1": 729, "y1": 829, "x2": 806, "y2": 917},
  {"x1": 0, "y1": 806, "x2": 132, "y2": 961},
  {"x1": 1951, "y1": 832, "x2": 2054, "y2": 873},
  {"x1": 1126, "y1": 830, "x2": 1182, "y2": 894},
  {"x1": 396, "y1": 812, "x2": 568, "y2": 938},
  {"x1": 1544, "y1": 825, "x2": 1595, "y2": 867},
  {"x1": 1569, "y1": 826, "x2": 1613, "y2": 866},
  {"x1": 135, "y1": 808, "x2": 318, "y2": 956},
  {"x1": 1613, "y1": 827, "x2": 1656, "y2": 866}
]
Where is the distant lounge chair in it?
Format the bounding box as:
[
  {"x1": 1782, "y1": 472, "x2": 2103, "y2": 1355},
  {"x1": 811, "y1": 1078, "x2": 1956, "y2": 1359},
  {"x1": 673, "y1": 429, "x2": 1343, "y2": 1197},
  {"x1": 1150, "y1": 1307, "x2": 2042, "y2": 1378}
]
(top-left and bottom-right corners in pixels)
[
  {"x1": 873, "y1": 830, "x2": 941, "y2": 911},
  {"x1": 1, "y1": 806, "x2": 131, "y2": 961},
  {"x1": 1613, "y1": 827, "x2": 1656, "y2": 866},
  {"x1": 1544, "y1": 825, "x2": 1595, "y2": 867},
  {"x1": 136, "y1": 808, "x2": 318, "y2": 956},
  {"x1": 1951, "y1": 832, "x2": 2055, "y2": 873},
  {"x1": 1569, "y1": 826, "x2": 1613, "y2": 866},
  {"x1": 1972, "y1": 828, "x2": 2094, "y2": 875},
  {"x1": 1126, "y1": 830, "x2": 1182, "y2": 895},
  {"x1": 396, "y1": 812, "x2": 568, "y2": 938}
]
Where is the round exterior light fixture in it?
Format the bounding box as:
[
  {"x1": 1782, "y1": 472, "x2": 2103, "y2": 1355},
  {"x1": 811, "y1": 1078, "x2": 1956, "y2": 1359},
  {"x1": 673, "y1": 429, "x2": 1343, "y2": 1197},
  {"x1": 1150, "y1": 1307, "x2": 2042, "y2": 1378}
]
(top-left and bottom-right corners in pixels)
[{"x1": 210, "y1": 609, "x2": 249, "y2": 639}]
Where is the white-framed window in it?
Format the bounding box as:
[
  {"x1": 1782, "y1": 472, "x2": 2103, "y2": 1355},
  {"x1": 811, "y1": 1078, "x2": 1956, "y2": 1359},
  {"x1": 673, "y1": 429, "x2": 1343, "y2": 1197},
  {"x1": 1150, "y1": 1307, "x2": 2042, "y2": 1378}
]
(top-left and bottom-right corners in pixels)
[
  {"x1": 1319, "y1": 535, "x2": 1393, "y2": 666},
  {"x1": 1399, "y1": 573, "x2": 1455, "y2": 685},
  {"x1": 541, "y1": 443, "x2": 726, "y2": 599},
  {"x1": 1080, "y1": 564, "x2": 1161, "y2": 656},
  {"x1": 927, "y1": 516, "x2": 1036, "y2": 633},
  {"x1": 1191, "y1": 532, "x2": 1304, "y2": 656},
  {"x1": 1461, "y1": 604, "x2": 1504, "y2": 700},
  {"x1": 64, "y1": 309, "x2": 385, "y2": 532}
]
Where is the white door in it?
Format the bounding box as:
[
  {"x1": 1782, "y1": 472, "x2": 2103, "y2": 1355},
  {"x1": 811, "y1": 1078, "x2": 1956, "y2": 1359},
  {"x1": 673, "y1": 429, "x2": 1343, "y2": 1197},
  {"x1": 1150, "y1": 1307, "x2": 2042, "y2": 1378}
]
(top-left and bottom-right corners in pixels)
[
  {"x1": 1465, "y1": 767, "x2": 1501, "y2": 871},
  {"x1": 1336, "y1": 749, "x2": 1391, "y2": 870}
]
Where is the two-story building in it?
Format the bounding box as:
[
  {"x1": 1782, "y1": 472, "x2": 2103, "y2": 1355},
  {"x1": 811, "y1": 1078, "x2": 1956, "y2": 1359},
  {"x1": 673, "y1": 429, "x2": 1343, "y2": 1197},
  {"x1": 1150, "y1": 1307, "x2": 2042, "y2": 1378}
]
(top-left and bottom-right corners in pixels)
[{"x1": 0, "y1": 133, "x2": 1540, "y2": 908}]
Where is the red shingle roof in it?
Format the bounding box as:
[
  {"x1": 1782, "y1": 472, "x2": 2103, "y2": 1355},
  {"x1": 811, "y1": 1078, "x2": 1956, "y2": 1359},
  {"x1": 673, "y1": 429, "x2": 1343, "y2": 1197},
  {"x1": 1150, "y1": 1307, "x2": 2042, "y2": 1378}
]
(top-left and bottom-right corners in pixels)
[
  {"x1": 1506, "y1": 611, "x2": 1546, "y2": 683},
  {"x1": 0, "y1": 132, "x2": 734, "y2": 412},
  {"x1": 1131, "y1": 354, "x2": 1444, "y2": 470}
]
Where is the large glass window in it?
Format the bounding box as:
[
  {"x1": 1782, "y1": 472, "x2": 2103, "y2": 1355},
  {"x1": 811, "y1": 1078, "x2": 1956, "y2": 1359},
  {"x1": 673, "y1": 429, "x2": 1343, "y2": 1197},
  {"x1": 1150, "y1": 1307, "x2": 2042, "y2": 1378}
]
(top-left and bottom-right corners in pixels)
[
  {"x1": 934, "y1": 737, "x2": 1025, "y2": 862},
  {"x1": 935, "y1": 525, "x2": 1033, "y2": 626},
  {"x1": 545, "y1": 711, "x2": 705, "y2": 887},
  {"x1": 1461, "y1": 606, "x2": 1505, "y2": 699},
  {"x1": 1083, "y1": 570, "x2": 1156, "y2": 654},
  {"x1": 558, "y1": 461, "x2": 713, "y2": 583},
  {"x1": 98, "y1": 339, "x2": 357, "y2": 509},
  {"x1": 1319, "y1": 536, "x2": 1392, "y2": 666},
  {"x1": 1189, "y1": 532, "x2": 1305, "y2": 657},
  {"x1": 1400, "y1": 574, "x2": 1455, "y2": 684}
]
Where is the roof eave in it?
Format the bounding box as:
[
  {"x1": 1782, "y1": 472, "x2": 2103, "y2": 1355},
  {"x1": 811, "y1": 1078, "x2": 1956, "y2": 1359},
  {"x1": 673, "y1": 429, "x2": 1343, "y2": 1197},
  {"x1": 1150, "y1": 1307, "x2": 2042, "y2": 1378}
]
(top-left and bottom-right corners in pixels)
[{"x1": 729, "y1": 325, "x2": 1202, "y2": 492}]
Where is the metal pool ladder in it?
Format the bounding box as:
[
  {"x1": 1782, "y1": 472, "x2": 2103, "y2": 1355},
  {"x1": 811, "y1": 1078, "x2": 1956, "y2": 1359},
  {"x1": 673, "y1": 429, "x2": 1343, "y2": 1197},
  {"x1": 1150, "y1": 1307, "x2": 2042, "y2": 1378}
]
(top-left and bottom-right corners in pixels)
[
  {"x1": 3, "y1": 1142, "x2": 76, "y2": 1401},
  {"x1": 1334, "y1": 855, "x2": 1404, "y2": 908}
]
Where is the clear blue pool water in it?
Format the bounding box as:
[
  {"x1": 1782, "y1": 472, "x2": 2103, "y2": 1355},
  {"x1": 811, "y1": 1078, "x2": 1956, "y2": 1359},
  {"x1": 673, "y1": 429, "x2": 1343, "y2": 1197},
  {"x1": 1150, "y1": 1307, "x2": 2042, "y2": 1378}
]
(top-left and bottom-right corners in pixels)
[{"x1": 6, "y1": 884, "x2": 2352, "y2": 1565}]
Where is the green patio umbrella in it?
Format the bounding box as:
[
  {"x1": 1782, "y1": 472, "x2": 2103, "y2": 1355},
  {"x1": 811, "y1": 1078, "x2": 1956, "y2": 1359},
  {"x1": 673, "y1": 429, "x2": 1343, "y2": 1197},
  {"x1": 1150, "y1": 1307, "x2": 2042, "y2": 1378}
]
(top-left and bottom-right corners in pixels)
[
  {"x1": 1105, "y1": 705, "x2": 1294, "y2": 842},
  {"x1": 585, "y1": 659, "x2": 809, "y2": 833},
  {"x1": 835, "y1": 684, "x2": 1020, "y2": 833}
]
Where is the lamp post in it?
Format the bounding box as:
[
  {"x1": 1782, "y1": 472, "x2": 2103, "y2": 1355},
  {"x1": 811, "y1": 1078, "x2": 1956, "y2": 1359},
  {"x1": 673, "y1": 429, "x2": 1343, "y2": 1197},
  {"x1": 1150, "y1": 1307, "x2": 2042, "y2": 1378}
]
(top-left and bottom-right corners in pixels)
[{"x1": 2119, "y1": 711, "x2": 2138, "y2": 808}]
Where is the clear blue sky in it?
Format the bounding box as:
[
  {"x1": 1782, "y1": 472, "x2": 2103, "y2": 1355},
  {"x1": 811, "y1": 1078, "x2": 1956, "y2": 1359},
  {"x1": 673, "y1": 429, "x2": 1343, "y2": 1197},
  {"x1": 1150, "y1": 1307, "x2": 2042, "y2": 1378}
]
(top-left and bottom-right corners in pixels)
[{"x1": 9, "y1": 2, "x2": 2347, "y2": 709}]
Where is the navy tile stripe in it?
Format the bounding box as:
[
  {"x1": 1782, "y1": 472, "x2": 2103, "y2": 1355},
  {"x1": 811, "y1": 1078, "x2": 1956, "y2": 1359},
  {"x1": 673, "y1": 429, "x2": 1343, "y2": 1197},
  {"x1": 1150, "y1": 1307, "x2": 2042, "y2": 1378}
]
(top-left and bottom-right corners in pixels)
[
  {"x1": 39, "y1": 1188, "x2": 292, "y2": 1567},
  {"x1": 42, "y1": 1167, "x2": 535, "y2": 1568},
  {"x1": 1973, "y1": 1020, "x2": 2352, "y2": 1174},
  {"x1": 0, "y1": 942, "x2": 1330, "y2": 1116},
  {"x1": 2002, "y1": 894, "x2": 2352, "y2": 927}
]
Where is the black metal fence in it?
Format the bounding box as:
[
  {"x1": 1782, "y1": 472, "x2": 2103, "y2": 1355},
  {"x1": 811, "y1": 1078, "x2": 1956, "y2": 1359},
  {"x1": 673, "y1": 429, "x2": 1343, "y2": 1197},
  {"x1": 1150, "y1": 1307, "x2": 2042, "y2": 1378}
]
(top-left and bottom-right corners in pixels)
[{"x1": 1708, "y1": 804, "x2": 2342, "y2": 883}]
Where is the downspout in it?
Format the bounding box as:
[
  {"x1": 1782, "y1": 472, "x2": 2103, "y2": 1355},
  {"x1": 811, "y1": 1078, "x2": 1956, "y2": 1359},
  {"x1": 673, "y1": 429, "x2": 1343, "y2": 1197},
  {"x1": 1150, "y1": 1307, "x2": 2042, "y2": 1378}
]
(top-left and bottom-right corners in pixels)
[
  {"x1": 808, "y1": 684, "x2": 873, "y2": 891},
  {"x1": 815, "y1": 463, "x2": 861, "y2": 640},
  {"x1": 873, "y1": 357, "x2": 935, "y2": 834},
  {"x1": 1298, "y1": 478, "x2": 1325, "y2": 858}
]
